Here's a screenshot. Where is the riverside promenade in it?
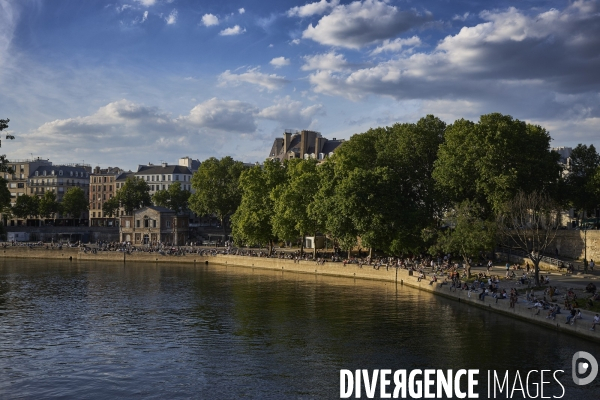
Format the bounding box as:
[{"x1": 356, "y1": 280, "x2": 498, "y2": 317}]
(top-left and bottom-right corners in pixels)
[{"x1": 1, "y1": 245, "x2": 598, "y2": 342}]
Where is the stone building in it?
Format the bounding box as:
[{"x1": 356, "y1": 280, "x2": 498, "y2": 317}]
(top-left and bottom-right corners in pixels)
[
  {"x1": 134, "y1": 163, "x2": 193, "y2": 196},
  {"x1": 3, "y1": 158, "x2": 52, "y2": 206},
  {"x1": 119, "y1": 206, "x2": 189, "y2": 246},
  {"x1": 89, "y1": 166, "x2": 123, "y2": 227},
  {"x1": 268, "y1": 130, "x2": 344, "y2": 161}
]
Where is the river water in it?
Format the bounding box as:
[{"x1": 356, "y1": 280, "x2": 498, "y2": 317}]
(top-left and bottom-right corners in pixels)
[{"x1": 0, "y1": 258, "x2": 598, "y2": 399}]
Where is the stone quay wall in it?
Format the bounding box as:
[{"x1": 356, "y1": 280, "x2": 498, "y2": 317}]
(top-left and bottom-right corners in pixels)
[{"x1": 0, "y1": 248, "x2": 597, "y2": 342}]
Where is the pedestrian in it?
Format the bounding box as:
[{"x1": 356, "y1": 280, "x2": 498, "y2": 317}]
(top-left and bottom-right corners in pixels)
[{"x1": 591, "y1": 314, "x2": 599, "y2": 331}]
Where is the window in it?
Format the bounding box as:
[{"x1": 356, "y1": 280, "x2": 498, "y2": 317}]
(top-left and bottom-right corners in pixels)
[
  {"x1": 92, "y1": 186, "x2": 95, "y2": 192},
  {"x1": 166, "y1": 220, "x2": 171, "y2": 228},
  {"x1": 162, "y1": 175, "x2": 165, "y2": 181},
  {"x1": 125, "y1": 220, "x2": 130, "y2": 228},
  {"x1": 175, "y1": 175, "x2": 179, "y2": 181},
  {"x1": 59, "y1": 170, "x2": 63, "y2": 176},
  {"x1": 9, "y1": 183, "x2": 16, "y2": 188},
  {"x1": 136, "y1": 220, "x2": 140, "y2": 228},
  {"x1": 168, "y1": 175, "x2": 171, "y2": 181},
  {"x1": 144, "y1": 218, "x2": 149, "y2": 228},
  {"x1": 153, "y1": 220, "x2": 157, "y2": 228},
  {"x1": 35, "y1": 171, "x2": 39, "y2": 176},
  {"x1": 151, "y1": 176, "x2": 155, "y2": 181},
  {"x1": 92, "y1": 212, "x2": 96, "y2": 218},
  {"x1": 17, "y1": 183, "x2": 24, "y2": 188},
  {"x1": 43, "y1": 170, "x2": 47, "y2": 176}
]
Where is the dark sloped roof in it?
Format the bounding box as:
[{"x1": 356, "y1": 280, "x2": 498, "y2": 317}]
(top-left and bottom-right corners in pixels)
[
  {"x1": 321, "y1": 140, "x2": 343, "y2": 154},
  {"x1": 116, "y1": 172, "x2": 135, "y2": 181},
  {"x1": 136, "y1": 165, "x2": 192, "y2": 175},
  {"x1": 29, "y1": 165, "x2": 89, "y2": 178},
  {"x1": 139, "y1": 205, "x2": 176, "y2": 213}
]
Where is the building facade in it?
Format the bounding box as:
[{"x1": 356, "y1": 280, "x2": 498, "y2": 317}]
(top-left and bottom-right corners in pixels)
[
  {"x1": 268, "y1": 130, "x2": 344, "y2": 161},
  {"x1": 89, "y1": 166, "x2": 123, "y2": 227},
  {"x1": 119, "y1": 206, "x2": 189, "y2": 245},
  {"x1": 134, "y1": 163, "x2": 193, "y2": 196}
]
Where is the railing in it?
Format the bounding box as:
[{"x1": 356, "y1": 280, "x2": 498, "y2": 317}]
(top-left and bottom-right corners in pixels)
[{"x1": 496, "y1": 246, "x2": 563, "y2": 267}]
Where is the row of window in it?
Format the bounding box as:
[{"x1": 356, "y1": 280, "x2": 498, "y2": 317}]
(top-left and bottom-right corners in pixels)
[
  {"x1": 92, "y1": 185, "x2": 113, "y2": 192},
  {"x1": 33, "y1": 170, "x2": 88, "y2": 178},
  {"x1": 91, "y1": 176, "x2": 114, "y2": 183}
]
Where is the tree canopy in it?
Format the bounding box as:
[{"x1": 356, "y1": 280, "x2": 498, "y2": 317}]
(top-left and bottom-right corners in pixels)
[
  {"x1": 189, "y1": 156, "x2": 245, "y2": 229},
  {"x1": 61, "y1": 187, "x2": 88, "y2": 220},
  {"x1": 39, "y1": 191, "x2": 61, "y2": 219},
  {"x1": 152, "y1": 181, "x2": 190, "y2": 214},
  {"x1": 433, "y1": 113, "x2": 561, "y2": 217},
  {"x1": 231, "y1": 159, "x2": 286, "y2": 254},
  {"x1": 116, "y1": 177, "x2": 152, "y2": 214}
]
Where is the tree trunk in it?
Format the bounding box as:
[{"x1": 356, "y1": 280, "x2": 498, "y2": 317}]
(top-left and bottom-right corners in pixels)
[
  {"x1": 533, "y1": 259, "x2": 541, "y2": 287},
  {"x1": 463, "y1": 255, "x2": 471, "y2": 278},
  {"x1": 268, "y1": 239, "x2": 273, "y2": 257},
  {"x1": 300, "y1": 235, "x2": 305, "y2": 257}
]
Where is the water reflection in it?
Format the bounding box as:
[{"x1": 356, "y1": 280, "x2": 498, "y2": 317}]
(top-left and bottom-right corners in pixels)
[{"x1": 0, "y1": 259, "x2": 598, "y2": 398}]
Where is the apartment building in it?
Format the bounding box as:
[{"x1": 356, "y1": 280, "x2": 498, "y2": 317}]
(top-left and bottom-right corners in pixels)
[{"x1": 89, "y1": 166, "x2": 123, "y2": 227}]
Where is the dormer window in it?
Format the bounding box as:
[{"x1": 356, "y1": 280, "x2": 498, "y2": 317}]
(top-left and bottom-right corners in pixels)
[
  {"x1": 35, "y1": 171, "x2": 39, "y2": 176},
  {"x1": 43, "y1": 170, "x2": 47, "y2": 176},
  {"x1": 51, "y1": 170, "x2": 55, "y2": 175},
  {"x1": 59, "y1": 170, "x2": 63, "y2": 176}
]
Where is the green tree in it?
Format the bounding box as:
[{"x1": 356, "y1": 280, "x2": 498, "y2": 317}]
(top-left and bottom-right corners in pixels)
[
  {"x1": 12, "y1": 194, "x2": 40, "y2": 220},
  {"x1": 434, "y1": 200, "x2": 496, "y2": 278},
  {"x1": 565, "y1": 144, "x2": 600, "y2": 227},
  {"x1": 102, "y1": 196, "x2": 120, "y2": 217},
  {"x1": 61, "y1": 187, "x2": 88, "y2": 222},
  {"x1": 497, "y1": 191, "x2": 560, "y2": 286},
  {"x1": 152, "y1": 181, "x2": 190, "y2": 214},
  {"x1": 0, "y1": 118, "x2": 15, "y2": 173},
  {"x1": 38, "y1": 191, "x2": 61, "y2": 219},
  {"x1": 189, "y1": 156, "x2": 245, "y2": 231},
  {"x1": 271, "y1": 158, "x2": 321, "y2": 256},
  {"x1": 231, "y1": 159, "x2": 286, "y2": 254},
  {"x1": 433, "y1": 113, "x2": 562, "y2": 217},
  {"x1": 0, "y1": 178, "x2": 11, "y2": 211},
  {"x1": 313, "y1": 115, "x2": 447, "y2": 256},
  {"x1": 116, "y1": 177, "x2": 152, "y2": 214}
]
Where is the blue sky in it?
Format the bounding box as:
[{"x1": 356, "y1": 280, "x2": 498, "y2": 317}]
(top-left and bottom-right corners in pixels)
[{"x1": 1, "y1": 0, "x2": 599, "y2": 170}]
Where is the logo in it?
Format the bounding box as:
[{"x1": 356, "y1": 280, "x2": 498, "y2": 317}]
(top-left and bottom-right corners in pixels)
[{"x1": 572, "y1": 351, "x2": 598, "y2": 386}]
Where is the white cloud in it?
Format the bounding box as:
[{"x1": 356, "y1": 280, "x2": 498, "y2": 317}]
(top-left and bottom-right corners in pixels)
[
  {"x1": 308, "y1": 1, "x2": 600, "y2": 102},
  {"x1": 270, "y1": 57, "x2": 290, "y2": 68},
  {"x1": 219, "y1": 25, "x2": 246, "y2": 36},
  {"x1": 201, "y1": 13, "x2": 219, "y2": 27},
  {"x1": 238, "y1": 8, "x2": 245, "y2": 14},
  {"x1": 0, "y1": 0, "x2": 18, "y2": 68},
  {"x1": 302, "y1": 0, "x2": 432, "y2": 49},
  {"x1": 301, "y1": 52, "x2": 350, "y2": 72},
  {"x1": 141, "y1": 11, "x2": 148, "y2": 23},
  {"x1": 135, "y1": 0, "x2": 156, "y2": 6},
  {"x1": 453, "y1": 12, "x2": 470, "y2": 21},
  {"x1": 287, "y1": 0, "x2": 339, "y2": 18},
  {"x1": 219, "y1": 68, "x2": 289, "y2": 90},
  {"x1": 370, "y1": 36, "x2": 422, "y2": 55},
  {"x1": 165, "y1": 9, "x2": 177, "y2": 25},
  {"x1": 183, "y1": 98, "x2": 258, "y2": 133},
  {"x1": 290, "y1": 39, "x2": 301, "y2": 45},
  {"x1": 258, "y1": 97, "x2": 325, "y2": 129}
]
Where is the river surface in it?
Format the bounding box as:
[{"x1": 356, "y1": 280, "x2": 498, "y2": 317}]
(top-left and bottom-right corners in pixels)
[{"x1": 0, "y1": 258, "x2": 598, "y2": 399}]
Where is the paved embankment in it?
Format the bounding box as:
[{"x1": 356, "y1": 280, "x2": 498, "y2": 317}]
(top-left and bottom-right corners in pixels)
[{"x1": 1, "y1": 247, "x2": 598, "y2": 342}]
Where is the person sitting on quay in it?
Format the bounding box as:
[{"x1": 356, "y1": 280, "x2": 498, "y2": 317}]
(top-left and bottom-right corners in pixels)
[
  {"x1": 591, "y1": 314, "x2": 599, "y2": 331},
  {"x1": 566, "y1": 308, "x2": 577, "y2": 324},
  {"x1": 429, "y1": 274, "x2": 438, "y2": 285}
]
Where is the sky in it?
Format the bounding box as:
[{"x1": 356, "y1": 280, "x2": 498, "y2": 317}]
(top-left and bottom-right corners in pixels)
[{"x1": 0, "y1": 0, "x2": 599, "y2": 170}]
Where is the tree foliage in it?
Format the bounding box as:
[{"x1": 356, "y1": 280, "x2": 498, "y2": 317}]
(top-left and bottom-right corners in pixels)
[
  {"x1": 314, "y1": 115, "x2": 447, "y2": 255},
  {"x1": 434, "y1": 200, "x2": 496, "y2": 277},
  {"x1": 152, "y1": 181, "x2": 190, "y2": 213},
  {"x1": 189, "y1": 156, "x2": 245, "y2": 228},
  {"x1": 102, "y1": 195, "x2": 120, "y2": 217},
  {"x1": 0, "y1": 118, "x2": 15, "y2": 173},
  {"x1": 271, "y1": 159, "x2": 321, "y2": 255},
  {"x1": 39, "y1": 191, "x2": 61, "y2": 218},
  {"x1": 116, "y1": 177, "x2": 152, "y2": 214},
  {"x1": 231, "y1": 159, "x2": 285, "y2": 254},
  {"x1": 12, "y1": 194, "x2": 40, "y2": 219},
  {"x1": 497, "y1": 191, "x2": 560, "y2": 286},
  {"x1": 61, "y1": 187, "x2": 88, "y2": 220},
  {"x1": 433, "y1": 113, "x2": 561, "y2": 217},
  {"x1": 565, "y1": 144, "x2": 600, "y2": 223}
]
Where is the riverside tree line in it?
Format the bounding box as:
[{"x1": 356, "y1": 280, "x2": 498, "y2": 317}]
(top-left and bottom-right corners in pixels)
[{"x1": 2, "y1": 114, "x2": 600, "y2": 285}]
